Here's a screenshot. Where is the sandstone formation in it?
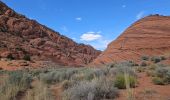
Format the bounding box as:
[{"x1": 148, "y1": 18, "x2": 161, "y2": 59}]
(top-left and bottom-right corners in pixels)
[{"x1": 92, "y1": 15, "x2": 170, "y2": 65}]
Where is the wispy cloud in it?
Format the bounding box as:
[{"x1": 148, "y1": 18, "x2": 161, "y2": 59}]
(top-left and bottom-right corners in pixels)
[
  {"x1": 75, "y1": 17, "x2": 82, "y2": 21},
  {"x1": 60, "y1": 26, "x2": 68, "y2": 32},
  {"x1": 80, "y1": 31, "x2": 112, "y2": 50},
  {"x1": 136, "y1": 11, "x2": 145, "y2": 20},
  {"x1": 122, "y1": 5, "x2": 126, "y2": 8},
  {"x1": 80, "y1": 32, "x2": 102, "y2": 41}
]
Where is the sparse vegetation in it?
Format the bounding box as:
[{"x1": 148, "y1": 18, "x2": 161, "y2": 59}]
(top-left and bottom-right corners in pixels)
[
  {"x1": 62, "y1": 78, "x2": 118, "y2": 100},
  {"x1": 4, "y1": 60, "x2": 170, "y2": 99},
  {"x1": 152, "y1": 67, "x2": 170, "y2": 85},
  {"x1": 0, "y1": 71, "x2": 32, "y2": 100}
]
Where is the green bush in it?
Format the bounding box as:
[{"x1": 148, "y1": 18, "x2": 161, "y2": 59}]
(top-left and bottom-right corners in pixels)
[
  {"x1": 141, "y1": 56, "x2": 149, "y2": 61},
  {"x1": 151, "y1": 56, "x2": 161, "y2": 63},
  {"x1": 7, "y1": 54, "x2": 15, "y2": 60},
  {"x1": 23, "y1": 55, "x2": 31, "y2": 61},
  {"x1": 114, "y1": 74, "x2": 137, "y2": 89}
]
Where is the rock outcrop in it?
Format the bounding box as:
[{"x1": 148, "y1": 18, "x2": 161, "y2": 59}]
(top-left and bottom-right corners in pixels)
[
  {"x1": 92, "y1": 15, "x2": 170, "y2": 65},
  {"x1": 0, "y1": 1, "x2": 101, "y2": 67}
]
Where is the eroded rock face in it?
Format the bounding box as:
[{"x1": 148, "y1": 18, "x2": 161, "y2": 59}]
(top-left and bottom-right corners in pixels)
[
  {"x1": 92, "y1": 15, "x2": 170, "y2": 65},
  {"x1": 0, "y1": 1, "x2": 101, "y2": 67}
]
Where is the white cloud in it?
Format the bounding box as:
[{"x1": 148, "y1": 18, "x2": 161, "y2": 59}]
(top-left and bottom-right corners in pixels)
[
  {"x1": 122, "y1": 5, "x2": 126, "y2": 8},
  {"x1": 91, "y1": 39, "x2": 112, "y2": 50},
  {"x1": 136, "y1": 11, "x2": 145, "y2": 20},
  {"x1": 75, "y1": 17, "x2": 82, "y2": 21},
  {"x1": 80, "y1": 32, "x2": 102, "y2": 41}
]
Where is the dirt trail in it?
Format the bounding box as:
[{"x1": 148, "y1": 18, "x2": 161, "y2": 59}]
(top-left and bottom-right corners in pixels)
[
  {"x1": 117, "y1": 72, "x2": 170, "y2": 100},
  {"x1": 51, "y1": 84, "x2": 63, "y2": 100}
]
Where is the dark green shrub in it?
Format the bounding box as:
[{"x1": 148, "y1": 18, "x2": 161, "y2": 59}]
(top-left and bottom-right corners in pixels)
[
  {"x1": 160, "y1": 56, "x2": 166, "y2": 60},
  {"x1": 141, "y1": 56, "x2": 149, "y2": 61},
  {"x1": 23, "y1": 55, "x2": 31, "y2": 61},
  {"x1": 114, "y1": 74, "x2": 137, "y2": 89},
  {"x1": 7, "y1": 54, "x2": 14, "y2": 60},
  {"x1": 151, "y1": 56, "x2": 161, "y2": 63}
]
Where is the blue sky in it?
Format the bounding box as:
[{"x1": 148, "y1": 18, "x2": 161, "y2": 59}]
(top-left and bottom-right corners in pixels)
[{"x1": 3, "y1": 0, "x2": 170, "y2": 50}]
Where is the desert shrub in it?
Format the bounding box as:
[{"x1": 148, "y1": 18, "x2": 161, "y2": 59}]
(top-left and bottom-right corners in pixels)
[
  {"x1": 140, "y1": 61, "x2": 147, "y2": 67},
  {"x1": 109, "y1": 66, "x2": 136, "y2": 77},
  {"x1": 155, "y1": 67, "x2": 168, "y2": 78},
  {"x1": 146, "y1": 70, "x2": 155, "y2": 77},
  {"x1": 160, "y1": 56, "x2": 166, "y2": 60},
  {"x1": 25, "y1": 81, "x2": 55, "y2": 100},
  {"x1": 114, "y1": 74, "x2": 137, "y2": 89},
  {"x1": 141, "y1": 55, "x2": 149, "y2": 61},
  {"x1": 148, "y1": 64, "x2": 157, "y2": 70},
  {"x1": 152, "y1": 67, "x2": 170, "y2": 85},
  {"x1": 62, "y1": 78, "x2": 118, "y2": 100},
  {"x1": 61, "y1": 80, "x2": 74, "y2": 90},
  {"x1": 23, "y1": 54, "x2": 31, "y2": 61},
  {"x1": 8, "y1": 71, "x2": 32, "y2": 88},
  {"x1": 151, "y1": 56, "x2": 161, "y2": 63},
  {"x1": 40, "y1": 69, "x2": 77, "y2": 84},
  {"x1": 0, "y1": 71, "x2": 32, "y2": 100},
  {"x1": 136, "y1": 67, "x2": 145, "y2": 73},
  {"x1": 0, "y1": 26, "x2": 7, "y2": 32},
  {"x1": 71, "y1": 68, "x2": 106, "y2": 81},
  {"x1": 128, "y1": 61, "x2": 139, "y2": 66},
  {"x1": 152, "y1": 77, "x2": 165, "y2": 85},
  {"x1": 7, "y1": 54, "x2": 15, "y2": 60},
  {"x1": 157, "y1": 63, "x2": 167, "y2": 67}
]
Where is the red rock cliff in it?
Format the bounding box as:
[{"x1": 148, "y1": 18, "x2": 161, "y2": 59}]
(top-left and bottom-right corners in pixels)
[
  {"x1": 92, "y1": 15, "x2": 170, "y2": 65},
  {"x1": 0, "y1": 1, "x2": 101, "y2": 67}
]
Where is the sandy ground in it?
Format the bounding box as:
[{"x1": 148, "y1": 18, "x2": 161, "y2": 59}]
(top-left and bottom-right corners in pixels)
[{"x1": 117, "y1": 72, "x2": 170, "y2": 100}]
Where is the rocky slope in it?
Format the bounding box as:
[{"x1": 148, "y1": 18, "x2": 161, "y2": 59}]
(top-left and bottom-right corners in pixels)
[
  {"x1": 92, "y1": 15, "x2": 170, "y2": 65},
  {"x1": 0, "y1": 1, "x2": 101, "y2": 67}
]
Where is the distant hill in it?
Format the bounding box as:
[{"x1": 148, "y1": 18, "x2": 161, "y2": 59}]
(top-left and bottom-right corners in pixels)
[{"x1": 0, "y1": 1, "x2": 101, "y2": 67}]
